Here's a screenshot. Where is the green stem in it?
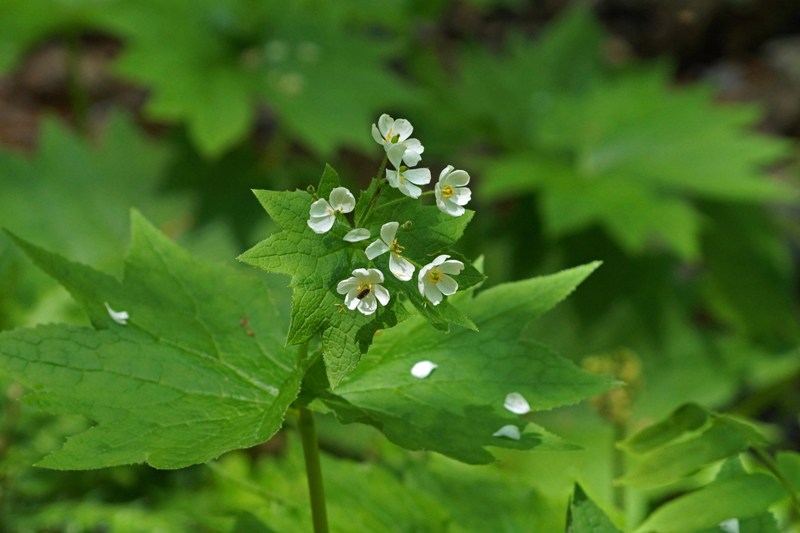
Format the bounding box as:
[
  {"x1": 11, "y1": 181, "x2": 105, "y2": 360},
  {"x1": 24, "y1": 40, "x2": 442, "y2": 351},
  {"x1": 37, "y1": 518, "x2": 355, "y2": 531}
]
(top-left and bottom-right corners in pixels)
[
  {"x1": 298, "y1": 406, "x2": 329, "y2": 533},
  {"x1": 752, "y1": 447, "x2": 800, "y2": 518}
]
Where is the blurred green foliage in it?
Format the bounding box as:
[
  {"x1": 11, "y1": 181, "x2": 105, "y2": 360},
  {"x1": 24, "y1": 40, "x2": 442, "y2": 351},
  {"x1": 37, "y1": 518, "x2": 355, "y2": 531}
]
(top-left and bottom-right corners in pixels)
[{"x1": 0, "y1": 0, "x2": 798, "y2": 531}]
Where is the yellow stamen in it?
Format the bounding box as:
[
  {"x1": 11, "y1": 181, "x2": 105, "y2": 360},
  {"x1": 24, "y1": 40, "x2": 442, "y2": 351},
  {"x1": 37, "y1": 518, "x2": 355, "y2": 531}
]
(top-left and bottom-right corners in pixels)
[
  {"x1": 441, "y1": 184, "x2": 455, "y2": 199},
  {"x1": 390, "y1": 240, "x2": 404, "y2": 254},
  {"x1": 427, "y1": 268, "x2": 441, "y2": 285}
]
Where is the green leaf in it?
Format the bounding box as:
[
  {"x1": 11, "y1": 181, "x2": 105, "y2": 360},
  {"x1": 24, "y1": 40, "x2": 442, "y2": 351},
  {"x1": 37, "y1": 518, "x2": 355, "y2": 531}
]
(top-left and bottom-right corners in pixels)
[
  {"x1": 108, "y1": 0, "x2": 411, "y2": 156},
  {"x1": 326, "y1": 262, "x2": 617, "y2": 464},
  {"x1": 0, "y1": 212, "x2": 305, "y2": 469},
  {"x1": 239, "y1": 166, "x2": 482, "y2": 387},
  {"x1": 636, "y1": 474, "x2": 783, "y2": 533},
  {"x1": 620, "y1": 410, "x2": 769, "y2": 488},
  {"x1": 484, "y1": 64, "x2": 794, "y2": 260},
  {"x1": 620, "y1": 403, "x2": 711, "y2": 455},
  {"x1": 567, "y1": 484, "x2": 622, "y2": 533}
]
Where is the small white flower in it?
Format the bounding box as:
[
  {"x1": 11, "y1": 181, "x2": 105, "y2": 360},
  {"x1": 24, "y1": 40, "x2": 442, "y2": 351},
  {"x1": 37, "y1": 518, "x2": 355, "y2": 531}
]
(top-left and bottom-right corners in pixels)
[
  {"x1": 411, "y1": 360, "x2": 438, "y2": 379},
  {"x1": 435, "y1": 165, "x2": 471, "y2": 217},
  {"x1": 386, "y1": 167, "x2": 431, "y2": 199},
  {"x1": 371, "y1": 113, "x2": 424, "y2": 169},
  {"x1": 365, "y1": 221, "x2": 415, "y2": 281},
  {"x1": 492, "y1": 424, "x2": 521, "y2": 440},
  {"x1": 307, "y1": 187, "x2": 356, "y2": 234},
  {"x1": 344, "y1": 228, "x2": 370, "y2": 242},
  {"x1": 336, "y1": 268, "x2": 390, "y2": 316},
  {"x1": 104, "y1": 302, "x2": 129, "y2": 325},
  {"x1": 504, "y1": 392, "x2": 531, "y2": 415},
  {"x1": 418, "y1": 254, "x2": 464, "y2": 305}
]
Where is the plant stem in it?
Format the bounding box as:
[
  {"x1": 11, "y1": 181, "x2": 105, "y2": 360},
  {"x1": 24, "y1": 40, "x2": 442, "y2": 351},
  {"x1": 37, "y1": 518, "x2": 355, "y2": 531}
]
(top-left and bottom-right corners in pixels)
[
  {"x1": 752, "y1": 446, "x2": 800, "y2": 518},
  {"x1": 298, "y1": 406, "x2": 329, "y2": 533}
]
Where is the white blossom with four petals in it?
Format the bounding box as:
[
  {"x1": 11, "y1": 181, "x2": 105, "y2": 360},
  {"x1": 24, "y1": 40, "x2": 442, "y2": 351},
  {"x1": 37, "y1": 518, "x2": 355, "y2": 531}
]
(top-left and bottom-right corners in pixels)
[
  {"x1": 336, "y1": 268, "x2": 390, "y2": 315},
  {"x1": 386, "y1": 166, "x2": 431, "y2": 199},
  {"x1": 418, "y1": 254, "x2": 464, "y2": 305},
  {"x1": 307, "y1": 187, "x2": 356, "y2": 234},
  {"x1": 371, "y1": 114, "x2": 424, "y2": 169},
  {"x1": 365, "y1": 221, "x2": 415, "y2": 281},
  {"x1": 435, "y1": 165, "x2": 471, "y2": 217}
]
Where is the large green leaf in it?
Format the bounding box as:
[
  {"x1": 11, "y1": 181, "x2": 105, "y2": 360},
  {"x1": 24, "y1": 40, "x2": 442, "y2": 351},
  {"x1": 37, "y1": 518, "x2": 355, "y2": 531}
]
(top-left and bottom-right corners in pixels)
[
  {"x1": 636, "y1": 473, "x2": 783, "y2": 533},
  {"x1": 325, "y1": 262, "x2": 617, "y2": 464},
  {"x1": 239, "y1": 165, "x2": 483, "y2": 387},
  {"x1": 107, "y1": 0, "x2": 411, "y2": 156},
  {"x1": 0, "y1": 212, "x2": 305, "y2": 469},
  {"x1": 567, "y1": 484, "x2": 622, "y2": 533}
]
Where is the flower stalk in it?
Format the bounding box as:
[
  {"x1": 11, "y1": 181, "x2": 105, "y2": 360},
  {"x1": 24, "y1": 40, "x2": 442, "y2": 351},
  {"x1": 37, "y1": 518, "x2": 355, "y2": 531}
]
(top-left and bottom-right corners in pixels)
[{"x1": 298, "y1": 405, "x2": 329, "y2": 533}]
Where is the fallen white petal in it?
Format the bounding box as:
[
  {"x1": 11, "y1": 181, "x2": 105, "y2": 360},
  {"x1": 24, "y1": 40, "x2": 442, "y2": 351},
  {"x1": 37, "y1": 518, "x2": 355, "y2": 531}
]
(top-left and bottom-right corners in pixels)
[
  {"x1": 504, "y1": 392, "x2": 531, "y2": 415},
  {"x1": 104, "y1": 302, "x2": 129, "y2": 325},
  {"x1": 343, "y1": 228, "x2": 370, "y2": 242},
  {"x1": 719, "y1": 519, "x2": 740, "y2": 533},
  {"x1": 492, "y1": 425, "x2": 521, "y2": 440},
  {"x1": 410, "y1": 360, "x2": 438, "y2": 379}
]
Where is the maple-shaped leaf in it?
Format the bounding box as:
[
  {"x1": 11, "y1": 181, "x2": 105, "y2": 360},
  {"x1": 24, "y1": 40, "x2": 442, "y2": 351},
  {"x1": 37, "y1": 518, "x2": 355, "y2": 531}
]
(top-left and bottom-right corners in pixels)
[
  {"x1": 106, "y1": 0, "x2": 412, "y2": 156},
  {"x1": 0, "y1": 212, "x2": 306, "y2": 469},
  {"x1": 324, "y1": 262, "x2": 617, "y2": 464},
  {"x1": 239, "y1": 165, "x2": 484, "y2": 388}
]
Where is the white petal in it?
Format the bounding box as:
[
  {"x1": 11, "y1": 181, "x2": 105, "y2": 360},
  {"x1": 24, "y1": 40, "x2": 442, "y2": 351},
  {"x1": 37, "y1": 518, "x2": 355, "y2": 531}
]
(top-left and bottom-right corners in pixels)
[
  {"x1": 401, "y1": 139, "x2": 423, "y2": 166},
  {"x1": 404, "y1": 167, "x2": 431, "y2": 185},
  {"x1": 365, "y1": 239, "x2": 389, "y2": 259},
  {"x1": 307, "y1": 215, "x2": 335, "y2": 234},
  {"x1": 438, "y1": 199, "x2": 465, "y2": 217},
  {"x1": 411, "y1": 360, "x2": 438, "y2": 379},
  {"x1": 492, "y1": 425, "x2": 521, "y2": 440},
  {"x1": 444, "y1": 169, "x2": 470, "y2": 187},
  {"x1": 336, "y1": 277, "x2": 359, "y2": 294},
  {"x1": 436, "y1": 275, "x2": 458, "y2": 296},
  {"x1": 309, "y1": 198, "x2": 332, "y2": 217},
  {"x1": 378, "y1": 114, "x2": 393, "y2": 137},
  {"x1": 358, "y1": 294, "x2": 378, "y2": 315},
  {"x1": 438, "y1": 259, "x2": 464, "y2": 275},
  {"x1": 380, "y1": 221, "x2": 399, "y2": 244},
  {"x1": 386, "y1": 169, "x2": 402, "y2": 189},
  {"x1": 503, "y1": 392, "x2": 531, "y2": 415},
  {"x1": 453, "y1": 187, "x2": 471, "y2": 206},
  {"x1": 387, "y1": 143, "x2": 406, "y2": 169},
  {"x1": 423, "y1": 280, "x2": 443, "y2": 305},
  {"x1": 399, "y1": 180, "x2": 422, "y2": 199},
  {"x1": 392, "y1": 118, "x2": 413, "y2": 141},
  {"x1": 389, "y1": 254, "x2": 415, "y2": 281},
  {"x1": 329, "y1": 187, "x2": 355, "y2": 213},
  {"x1": 365, "y1": 268, "x2": 385, "y2": 284},
  {"x1": 344, "y1": 228, "x2": 370, "y2": 242},
  {"x1": 372, "y1": 284, "x2": 390, "y2": 306},
  {"x1": 344, "y1": 291, "x2": 360, "y2": 310},
  {"x1": 719, "y1": 519, "x2": 740, "y2": 533},
  {"x1": 352, "y1": 268, "x2": 372, "y2": 279},
  {"x1": 371, "y1": 123, "x2": 384, "y2": 144},
  {"x1": 438, "y1": 165, "x2": 455, "y2": 182},
  {"x1": 430, "y1": 254, "x2": 449, "y2": 267},
  {"x1": 104, "y1": 302, "x2": 129, "y2": 325}
]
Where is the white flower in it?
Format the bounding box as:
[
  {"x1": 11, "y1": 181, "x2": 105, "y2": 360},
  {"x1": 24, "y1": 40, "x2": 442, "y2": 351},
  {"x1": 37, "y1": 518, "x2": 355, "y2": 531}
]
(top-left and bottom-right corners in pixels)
[
  {"x1": 104, "y1": 302, "x2": 129, "y2": 325},
  {"x1": 435, "y1": 165, "x2": 471, "y2": 217},
  {"x1": 336, "y1": 268, "x2": 390, "y2": 316},
  {"x1": 492, "y1": 425, "x2": 521, "y2": 440},
  {"x1": 307, "y1": 187, "x2": 356, "y2": 234},
  {"x1": 418, "y1": 254, "x2": 464, "y2": 305},
  {"x1": 411, "y1": 360, "x2": 438, "y2": 379},
  {"x1": 344, "y1": 228, "x2": 370, "y2": 242},
  {"x1": 504, "y1": 392, "x2": 531, "y2": 415},
  {"x1": 386, "y1": 167, "x2": 431, "y2": 199},
  {"x1": 371, "y1": 113, "x2": 424, "y2": 169},
  {"x1": 365, "y1": 221, "x2": 415, "y2": 281}
]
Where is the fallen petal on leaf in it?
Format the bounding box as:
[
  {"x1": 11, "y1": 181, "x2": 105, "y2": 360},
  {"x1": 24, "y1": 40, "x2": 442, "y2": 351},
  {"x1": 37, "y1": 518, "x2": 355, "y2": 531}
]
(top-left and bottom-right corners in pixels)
[
  {"x1": 410, "y1": 360, "x2": 438, "y2": 379},
  {"x1": 492, "y1": 424, "x2": 521, "y2": 440}
]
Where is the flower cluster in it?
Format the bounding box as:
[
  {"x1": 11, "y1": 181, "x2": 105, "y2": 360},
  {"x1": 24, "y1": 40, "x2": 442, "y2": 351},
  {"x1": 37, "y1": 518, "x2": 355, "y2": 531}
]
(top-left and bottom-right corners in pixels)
[{"x1": 308, "y1": 114, "x2": 472, "y2": 315}]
